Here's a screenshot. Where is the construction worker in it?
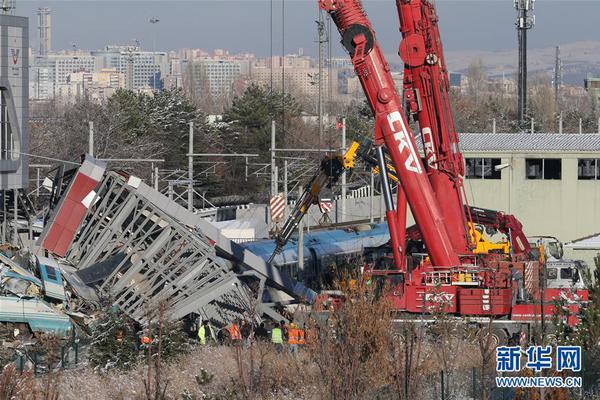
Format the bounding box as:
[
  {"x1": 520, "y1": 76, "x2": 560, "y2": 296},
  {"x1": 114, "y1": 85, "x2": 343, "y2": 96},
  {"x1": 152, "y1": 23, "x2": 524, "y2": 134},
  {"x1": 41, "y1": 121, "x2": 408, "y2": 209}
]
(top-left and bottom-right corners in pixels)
[
  {"x1": 254, "y1": 322, "x2": 269, "y2": 341},
  {"x1": 509, "y1": 264, "x2": 525, "y2": 304},
  {"x1": 271, "y1": 320, "x2": 285, "y2": 353},
  {"x1": 287, "y1": 322, "x2": 300, "y2": 355},
  {"x1": 241, "y1": 319, "x2": 252, "y2": 347},
  {"x1": 228, "y1": 319, "x2": 242, "y2": 345},
  {"x1": 298, "y1": 323, "x2": 306, "y2": 347},
  {"x1": 198, "y1": 320, "x2": 217, "y2": 346}
]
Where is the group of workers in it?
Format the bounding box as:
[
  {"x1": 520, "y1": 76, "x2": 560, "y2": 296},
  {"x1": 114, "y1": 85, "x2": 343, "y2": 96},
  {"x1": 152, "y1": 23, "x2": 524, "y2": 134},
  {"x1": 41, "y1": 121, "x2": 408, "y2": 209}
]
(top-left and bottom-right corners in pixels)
[{"x1": 197, "y1": 318, "x2": 307, "y2": 354}]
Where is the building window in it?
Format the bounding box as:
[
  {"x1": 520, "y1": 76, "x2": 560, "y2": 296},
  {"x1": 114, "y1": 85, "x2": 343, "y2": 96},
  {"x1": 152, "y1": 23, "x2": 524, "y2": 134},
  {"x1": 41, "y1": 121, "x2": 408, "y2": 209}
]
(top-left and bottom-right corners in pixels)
[
  {"x1": 526, "y1": 158, "x2": 561, "y2": 180},
  {"x1": 578, "y1": 159, "x2": 600, "y2": 180},
  {"x1": 465, "y1": 158, "x2": 502, "y2": 179}
]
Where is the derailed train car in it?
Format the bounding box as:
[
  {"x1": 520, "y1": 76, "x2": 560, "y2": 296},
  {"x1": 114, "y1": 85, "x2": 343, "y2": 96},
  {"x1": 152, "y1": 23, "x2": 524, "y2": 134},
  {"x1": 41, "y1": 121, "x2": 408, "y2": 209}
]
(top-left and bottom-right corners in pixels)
[{"x1": 241, "y1": 223, "x2": 390, "y2": 289}]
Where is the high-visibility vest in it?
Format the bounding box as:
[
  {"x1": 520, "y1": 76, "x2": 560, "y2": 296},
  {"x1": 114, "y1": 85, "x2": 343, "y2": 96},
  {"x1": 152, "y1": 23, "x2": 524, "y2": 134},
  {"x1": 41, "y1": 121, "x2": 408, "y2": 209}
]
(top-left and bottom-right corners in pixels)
[
  {"x1": 229, "y1": 323, "x2": 242, "y2": 340},
  {"x1": 298, "y1": 329, "x2": 305, "y2": 345},
  {"x1": 271, "y1": 327, "x2": 283, "y2": 344},
  {"x1": 198, "y1": 325, "x2": 216, "y2": 345},
  {"x1": 288, "y1": 328, "x2": 299, "y2": 345}
]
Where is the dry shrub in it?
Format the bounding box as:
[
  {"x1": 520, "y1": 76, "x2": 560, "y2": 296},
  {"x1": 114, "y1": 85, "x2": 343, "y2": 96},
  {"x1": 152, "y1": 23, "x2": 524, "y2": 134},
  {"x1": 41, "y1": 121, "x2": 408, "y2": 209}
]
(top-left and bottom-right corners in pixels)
[
  {"x1": 0, "y1": 364, "x2": 37, "y2": 400},
  {"x1": 0, "y1": 363, "x2": 61, "y2": 400},
  {"x1": 305, "y1": 280, "x2": 394, "y2": 400}
]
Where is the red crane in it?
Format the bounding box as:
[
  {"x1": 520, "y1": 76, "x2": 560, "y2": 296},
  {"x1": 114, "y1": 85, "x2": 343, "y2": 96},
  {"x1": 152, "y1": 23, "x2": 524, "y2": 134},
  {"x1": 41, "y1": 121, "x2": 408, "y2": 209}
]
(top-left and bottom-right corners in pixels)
[
  {"x1": 396, "y1": 0, "x2": 472, "y2": 254},
  {"x1": 319, "y1": 0, "x2": 587, "y2": 325},
  {"x1": 318, "y1": 0, "x2": 459, "y2": 269}
]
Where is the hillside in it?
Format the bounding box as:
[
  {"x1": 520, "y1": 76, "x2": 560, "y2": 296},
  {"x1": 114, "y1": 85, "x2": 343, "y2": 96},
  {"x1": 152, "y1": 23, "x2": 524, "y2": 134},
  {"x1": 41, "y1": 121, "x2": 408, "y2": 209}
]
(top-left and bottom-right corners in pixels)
[{"x1": 439, "y1": 41, "x2": 600, "y2": 85}]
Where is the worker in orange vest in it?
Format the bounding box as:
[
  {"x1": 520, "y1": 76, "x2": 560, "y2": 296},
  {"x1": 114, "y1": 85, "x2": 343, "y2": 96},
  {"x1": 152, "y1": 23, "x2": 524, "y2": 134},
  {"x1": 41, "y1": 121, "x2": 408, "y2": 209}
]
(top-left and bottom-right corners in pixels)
[
  {"x1": 228, "y1": 319, "x2": 242, "y2": 345},
  {"x1": 297, "y1": 324, "x2": 306, "y2": 346},
  {"x1": 287, "y1": 322, "x2": 300, "y2": 355}
]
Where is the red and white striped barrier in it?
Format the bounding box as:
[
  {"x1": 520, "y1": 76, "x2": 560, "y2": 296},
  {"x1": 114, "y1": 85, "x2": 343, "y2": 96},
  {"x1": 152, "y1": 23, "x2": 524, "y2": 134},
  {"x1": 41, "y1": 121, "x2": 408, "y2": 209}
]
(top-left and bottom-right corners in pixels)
[
  {"x1": 319, "y1": 199, "x2": 333, "y2": 214},
  {"x1": 270, "y1": 195, "x2": 285, "y2": 221}
]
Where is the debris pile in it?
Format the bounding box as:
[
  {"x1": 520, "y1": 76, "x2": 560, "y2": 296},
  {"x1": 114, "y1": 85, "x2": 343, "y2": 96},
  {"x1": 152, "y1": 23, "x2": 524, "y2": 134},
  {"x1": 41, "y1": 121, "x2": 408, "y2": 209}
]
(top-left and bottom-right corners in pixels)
[{"x1": 1, "y1": 156, "x2": 315, "y2": 362}]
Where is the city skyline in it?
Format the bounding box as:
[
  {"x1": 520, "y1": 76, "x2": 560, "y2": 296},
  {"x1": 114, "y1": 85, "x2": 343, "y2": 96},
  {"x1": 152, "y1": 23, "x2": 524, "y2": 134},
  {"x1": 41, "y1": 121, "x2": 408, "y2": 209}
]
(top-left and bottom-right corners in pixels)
[{"x1": 16, "y1": 1, "x2": 600, "y2": 57}]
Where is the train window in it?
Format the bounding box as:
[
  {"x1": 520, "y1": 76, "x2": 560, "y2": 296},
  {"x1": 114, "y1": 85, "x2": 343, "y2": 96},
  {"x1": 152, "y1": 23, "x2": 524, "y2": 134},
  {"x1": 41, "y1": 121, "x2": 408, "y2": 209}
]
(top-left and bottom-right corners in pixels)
[
  {"x1": 560, "y1": 268, "x2": 573, "y2": 280},
  {"x1": 45, "y1": 265, "x2": 58, "y2": 281},
  {"x1": 546, "y1": 268, "x2": 558, "y2": 280}
]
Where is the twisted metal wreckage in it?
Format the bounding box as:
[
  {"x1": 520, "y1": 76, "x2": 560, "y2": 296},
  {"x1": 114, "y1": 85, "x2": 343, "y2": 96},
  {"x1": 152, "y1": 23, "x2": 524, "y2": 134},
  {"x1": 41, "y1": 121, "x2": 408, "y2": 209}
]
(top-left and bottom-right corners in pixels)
[{"x1": 1, "y1": 156, "x2": 316, "y2": 348}]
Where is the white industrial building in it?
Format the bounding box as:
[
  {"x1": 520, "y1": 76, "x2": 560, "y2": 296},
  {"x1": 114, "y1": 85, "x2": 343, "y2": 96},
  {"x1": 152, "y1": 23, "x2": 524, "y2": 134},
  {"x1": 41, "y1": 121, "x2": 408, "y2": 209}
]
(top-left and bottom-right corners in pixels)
[{"x1": 458, "y1": 133, "x2": 600, "y2": 268}]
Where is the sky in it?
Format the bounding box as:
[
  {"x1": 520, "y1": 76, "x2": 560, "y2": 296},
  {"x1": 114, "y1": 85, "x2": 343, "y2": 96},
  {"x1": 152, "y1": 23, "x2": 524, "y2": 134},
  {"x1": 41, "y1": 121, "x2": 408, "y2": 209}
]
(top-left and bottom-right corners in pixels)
[{"x1": 15, "y1": 0, "x2": 600, "y2": 57}]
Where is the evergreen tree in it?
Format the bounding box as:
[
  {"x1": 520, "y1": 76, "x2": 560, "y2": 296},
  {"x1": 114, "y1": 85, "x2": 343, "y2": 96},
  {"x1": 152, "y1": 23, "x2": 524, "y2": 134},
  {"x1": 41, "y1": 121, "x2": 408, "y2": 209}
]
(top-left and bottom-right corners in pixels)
[
  {"x1": 222, "y1": 84, "x2": 302, "y2": 157},
  {"x1": 88, "y1": 306, "x2": 139, "y2": 372}
]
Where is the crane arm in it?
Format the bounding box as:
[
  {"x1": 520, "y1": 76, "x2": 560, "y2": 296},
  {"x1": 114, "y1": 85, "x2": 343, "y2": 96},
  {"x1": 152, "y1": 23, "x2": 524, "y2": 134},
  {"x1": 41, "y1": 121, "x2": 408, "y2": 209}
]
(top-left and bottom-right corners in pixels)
[
  {"x1": 319, "y1": 0, "x2": 459, "y2": 268},
  {"x1": 268, "y1": 142, "x2": 360, "y2": 263},
  {"x1": 395, "y1": 0, "x2": 471, "y2": 253}
]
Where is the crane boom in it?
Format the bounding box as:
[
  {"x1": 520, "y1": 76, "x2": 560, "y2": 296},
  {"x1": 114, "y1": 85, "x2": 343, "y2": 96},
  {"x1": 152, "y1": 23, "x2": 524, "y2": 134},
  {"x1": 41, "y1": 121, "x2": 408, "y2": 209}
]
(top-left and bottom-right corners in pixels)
[
  {"x1": 268, "y1": 142, "x2": 360, "y2": 263},
  {"x1": 396, "y1": 0, "x2": 471, "y2": 254},
  {"x1": 319, "y1": 0, "x2": 459, "y2": 268}
]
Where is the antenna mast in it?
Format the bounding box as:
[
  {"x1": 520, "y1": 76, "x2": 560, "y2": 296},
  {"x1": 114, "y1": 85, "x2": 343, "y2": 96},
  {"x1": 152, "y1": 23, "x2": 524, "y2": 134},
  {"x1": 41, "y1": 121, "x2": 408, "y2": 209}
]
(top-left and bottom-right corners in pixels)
[
  {"x1": 553, "y1": 45, "x2": 562, "y2": 109},
  {"x1": 515, "y1": 0, "x2": 535, "y2": 130}
]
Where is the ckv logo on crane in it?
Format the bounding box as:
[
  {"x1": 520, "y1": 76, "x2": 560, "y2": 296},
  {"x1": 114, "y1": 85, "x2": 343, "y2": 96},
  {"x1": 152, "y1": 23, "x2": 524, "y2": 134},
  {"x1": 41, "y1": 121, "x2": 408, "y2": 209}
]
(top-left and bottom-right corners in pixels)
[
  {"x1": 387, "y1": 111, "x2": 422, "y2": 174},
  {"x1": 422, "y1": 127, "x2": 438, "y2": 170}
]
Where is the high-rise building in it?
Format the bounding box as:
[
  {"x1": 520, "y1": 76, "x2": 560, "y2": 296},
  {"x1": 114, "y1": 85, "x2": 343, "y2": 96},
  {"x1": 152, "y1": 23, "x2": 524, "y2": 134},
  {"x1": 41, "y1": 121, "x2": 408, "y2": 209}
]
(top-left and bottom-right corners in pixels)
[
  {"x1": 32, "y1": 52, "x2": 96, "y2": 99},
  {"x1": 92, "y1": 45, "x2": 168, "y2": 90},
  {"x1": 185, "y1": 59, "x2": 250, "y2": 98},
  {"x1": 251, "y1": 65, "x2": 338, "y2": 99},
  {"x1": 37, "y1": 7, "x2": 51, "y2": 57},
  {"x1": 54, "y1": 68, "x2": 125, "y2": 104}
]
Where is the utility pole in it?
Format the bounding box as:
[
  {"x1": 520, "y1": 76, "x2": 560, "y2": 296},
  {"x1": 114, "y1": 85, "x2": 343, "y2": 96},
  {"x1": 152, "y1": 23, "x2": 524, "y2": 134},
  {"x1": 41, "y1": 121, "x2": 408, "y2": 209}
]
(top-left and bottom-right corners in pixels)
[
  {"x1": 188, "y1": 122, "x2": 194, "y2": 212},
  {"x1": 88, "y1": 121, "x2": 94, "y2": 156},
  {"x1": 515, "y1": 0, "x2": 535, "y2": 130},
  {"x1": 316, "y1": 11, "x2": 326, "y2": 141}
]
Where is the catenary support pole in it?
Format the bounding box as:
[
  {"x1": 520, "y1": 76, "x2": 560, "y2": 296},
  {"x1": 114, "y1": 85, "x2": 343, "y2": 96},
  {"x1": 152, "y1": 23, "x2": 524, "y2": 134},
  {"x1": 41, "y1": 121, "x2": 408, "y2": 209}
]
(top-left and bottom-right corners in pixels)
[
  {"x1": 341, "y1": 118, "x2": 346, "y2": 224},
  {"x1": 559, "y1": 113, "x2": 563, "y2": 134},
  {"x1": 283, "y1": 160, "x2": 288, "y2": 201},
  {"x1": 88, "y1": 121, "x2": 94, "y2": 156},
  {"x1": 271, "y1": 120, "x2": 276, "y2": 197},
  {"x1": 154, "y1": 167, "x2": 159, "y2": 190},
  {"x1": 369, "y1": 171, "x2": 374, "y2": 223},
  {"x1": 13, "y1": 189, "x2": 17, "y2": 246},
  {"x1": 188, "y1": 122, "x2": 194, "y2": 212},
  {"x1": 298, "y1": 185, "x2": 304, "y2": 271}
]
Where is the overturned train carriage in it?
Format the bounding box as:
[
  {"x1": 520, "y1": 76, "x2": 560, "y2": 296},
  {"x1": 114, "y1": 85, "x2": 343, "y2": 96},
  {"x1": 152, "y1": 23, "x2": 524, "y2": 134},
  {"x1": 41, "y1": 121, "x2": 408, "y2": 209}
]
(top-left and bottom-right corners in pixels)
[{"x1": 38, "y1": 158, "x2": 315, "y2": 327}]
